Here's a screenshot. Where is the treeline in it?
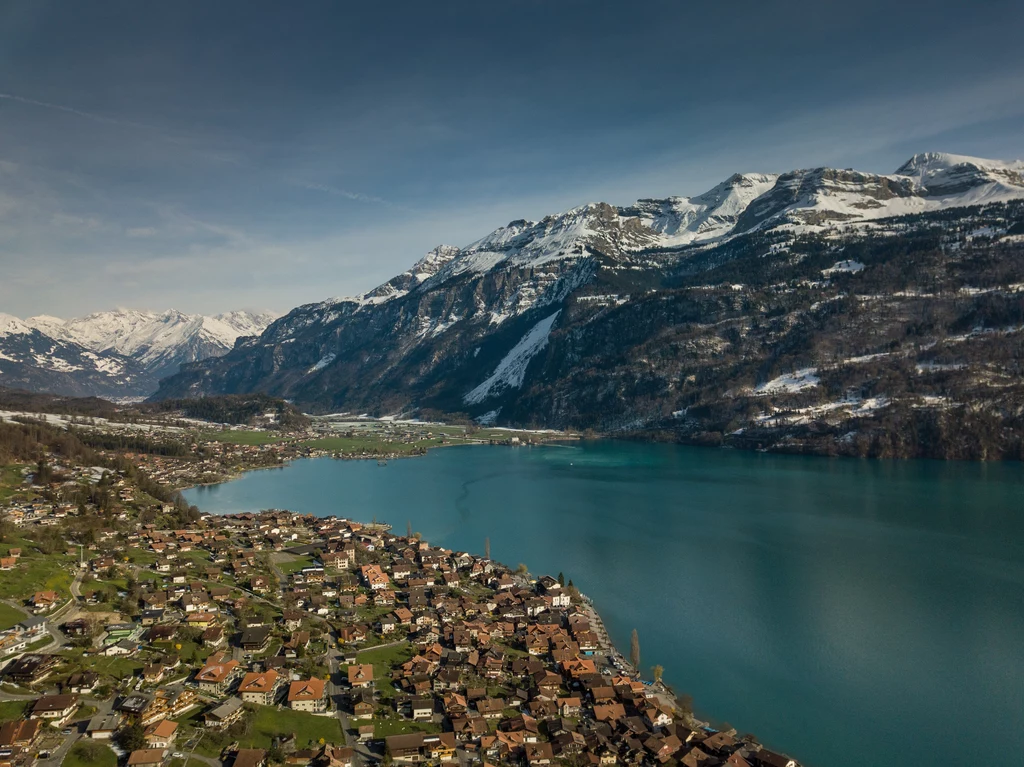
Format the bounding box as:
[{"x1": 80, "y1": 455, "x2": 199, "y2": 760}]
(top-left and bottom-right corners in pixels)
[
  {"x1": 142, "y1": 394, "x2": 309, "y2": 429},
  {"x1": 72, "y1": 429, "x2": 191, "y2": 457},
  {"x1": 0, "y1": 386, "x2": 121, "y2": 418},
  {"x1": 0, "y1": 419, "x2": 198, "y2": 521}
]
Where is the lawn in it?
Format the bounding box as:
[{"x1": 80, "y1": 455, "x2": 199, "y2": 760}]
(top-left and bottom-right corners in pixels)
[
  {"x1": 276, "y1": 554, "x2": 314, "y2": 575},
  {"x1": 0, "y1": 602, "x2": 27, "y2": 631},
  {"x1": 203, "y1": 430, "x2": 283, "y2": 446},
  {"x1": 300, "y1": 436, "x2": 453, "y2": 454},
  {"x1": 64, "y1": 741, "x2": 117, "y2": 767},
  {"x1": 0, "y1": 700, "x2": 29, "y2": 722},
  {"x1": 355, "y1": 642, "x2": 414, "y2": 699},
  {"x1": 366, "y1": 717, "x2": 441, "y2": 738},
  {"x1": 236, "y1": 706, "x2": 344, "y2": 750},
  {"x1": 0, "y1": 552, "x2": 73, "y2": 601},
  {"x1": 0, "y1": 464, "x2": 28, "y2": 501}
]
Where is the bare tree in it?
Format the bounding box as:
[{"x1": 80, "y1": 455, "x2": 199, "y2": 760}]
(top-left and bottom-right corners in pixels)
[
  {"x1": 651, "y1": 664, "x2": 664, "y2": 683},
  {"x1": 630, "y1": 629, "x2": 640, "y2": 671},
  {"x1": 406, "y1": 520, "x2": 412, "y2": 539},
  {"x1": 484, "y1": 537, "x2": 490, "y2": 559}
]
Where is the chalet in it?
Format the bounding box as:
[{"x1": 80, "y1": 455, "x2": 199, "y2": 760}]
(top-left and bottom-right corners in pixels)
[
  {"x1": 29, "y1": 694, "x2": 79, "y2": 725},
  {"x1": 238, "y1": 670, "x2": 281, "y2": 705},
  {"x1": 386, "y1": 733, "x2": 426, "y2": 764},
  {"x1": 67, "y1": 671, "x2": 99, "y2": 694},
  {"x1": 127, "y1": 749, "x2": 166, "y2": 767},
  {"x1": 3, "y1": 654, "x2": 59, "y2": 684},
  {"x1": 143, "y1": 719, "x2": 178, "y2": 749},
  {"x1": 0, "y1": 719, "x2": 41, "y2": 752},
  {"x1": 347, "y1": 664, "x2": 373, "y2": 688},
  {"x1": 288, "y1": 678, "x2": 327, "y2": 713},
  {"x1": 86, "y1": 713, "x2": 121, "y2": 739},
  {"x1": 233, "y1": 749, "x2": 268, "y2": 767},
  {"x1": 195, "y1": 654, "x2": 241, "y2": 694},
  {"x1": 239, "y1": 625, "x2": 272, "y2": 654},
  {"x1": 204, "y1": 696, "x2": 245, "y2": 729},
  {"x1": 29, "y1": 590, "x2": 59, "y2": 612}
]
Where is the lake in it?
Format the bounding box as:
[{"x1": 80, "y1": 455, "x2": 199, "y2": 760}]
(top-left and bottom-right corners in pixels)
[{"x1": 184, "y1": 441, "x2": 1024, "y2": 767}]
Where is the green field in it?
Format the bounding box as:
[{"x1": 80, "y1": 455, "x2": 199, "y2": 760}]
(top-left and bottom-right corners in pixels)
[
  {"x1": 64, "y1": 741, "x2": 117, "y2": 767},
  {"x1": 0, "y1": 602, "x2": 27, "y2": 631},
  {"x1": 355, "y1": 642, "x2": 413, "y2": 699},
  {"x1": 367, "y1": 716, "x2": 441, "y2": 738},
  {"x1": 0, "y1": 465, "x2": 27, "y2": 501},
  {"x1": 276, "y1": 554, "x2": 314, "y2": 575},
  {"x1": 301, "y1": 436, "x2": 461, "y2": 454},
  {"x1": 0, "y1": 548, "x2": 73, "y2": 601},
  {"x1": 0, "y1": 700, "x2": 29, "y2": 722},
  {"x1": 237, "y1": 706, "x2": 344, "y2": 750},
  {"x1": 203, "y1": 430, "x2": 284, "y2": 446}
]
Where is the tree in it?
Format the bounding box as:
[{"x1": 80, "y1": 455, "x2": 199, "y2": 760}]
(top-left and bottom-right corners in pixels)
[
  {"x1": 484, "y1": 537, "x2": 490, "y2": 560},
  {"x1": 407, "y1": 520, "x2": 412, "y2": 539},
  {"x1": 557, "y1": 572, "x2": 565, "y2": 587},
  {"x1": 629, "y1": 629, "x2": 640, "y2": 671},
  {"x1": 651, "y1": 664, "x2": 664, "y2": 683},
  {"x1": 115, "y1": 724, "x2": 146, "y2": 752},
  {"x1": 516, "y1": 563, "x2": 528, "y2": 575}
]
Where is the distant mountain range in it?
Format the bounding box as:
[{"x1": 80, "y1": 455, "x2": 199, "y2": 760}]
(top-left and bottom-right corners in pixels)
[
  {"x1": 151, "y1": 152, "x2": 1024, "y2": 459},
  {"x1": 0, "y1": 309, "x2": 276, "y2": 397}
]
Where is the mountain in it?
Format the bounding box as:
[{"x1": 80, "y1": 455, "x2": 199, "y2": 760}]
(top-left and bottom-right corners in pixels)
[
  {"x1": 0, "y1": 309, "x2": 276, "y2": 398},
  {"x1": 152, "y1": 153, "x2": 1024, "y2": 459}
]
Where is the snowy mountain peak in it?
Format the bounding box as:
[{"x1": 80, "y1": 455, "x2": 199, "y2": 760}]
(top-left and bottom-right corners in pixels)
[{"x1": 2, "y1": 308, "x2": 278, "y2": 392}]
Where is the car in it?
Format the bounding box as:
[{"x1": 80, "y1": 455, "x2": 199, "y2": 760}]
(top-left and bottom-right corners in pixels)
[
  {"x1": 37, "y1": 752, "x2": 51, "y2": 759},
  {"x1": 173, "y1": 753, "x2": 185, "y2": 759},
  {"x1": 61, "y1": 728, "x2": 73, "y2": 735}
]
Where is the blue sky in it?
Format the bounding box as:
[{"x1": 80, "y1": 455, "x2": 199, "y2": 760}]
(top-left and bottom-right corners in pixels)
[{"x1": 2, "y1": 0, "x2": 1023, "y2": 317}]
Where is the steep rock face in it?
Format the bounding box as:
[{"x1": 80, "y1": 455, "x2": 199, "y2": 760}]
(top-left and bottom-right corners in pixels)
[{"x1": 152, "y1": 153, "x2": 1024, "y2": 458}]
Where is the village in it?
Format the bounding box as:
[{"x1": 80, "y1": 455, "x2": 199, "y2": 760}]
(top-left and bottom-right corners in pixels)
[
  {"x1": 0, "y1": 503, "x2": 801, "y2": 767},
  {"x1": 0, "y1": 408, "x2": 796, "y2": 767}
]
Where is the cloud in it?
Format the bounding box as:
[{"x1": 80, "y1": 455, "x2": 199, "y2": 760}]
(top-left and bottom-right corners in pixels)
[{"x1": 125, "y1": 226, "x2": 158, "y2": 238}]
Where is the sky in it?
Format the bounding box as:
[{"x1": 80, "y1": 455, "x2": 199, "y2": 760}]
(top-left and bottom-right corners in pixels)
[{"x1": 2, "y1": 0, "x2": 1023, "y2": 318}]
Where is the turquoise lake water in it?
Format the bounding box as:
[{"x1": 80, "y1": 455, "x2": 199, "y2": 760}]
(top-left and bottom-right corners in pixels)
[{"x1": 184, "y1": 442, "x2": 1024, "y2": 767}]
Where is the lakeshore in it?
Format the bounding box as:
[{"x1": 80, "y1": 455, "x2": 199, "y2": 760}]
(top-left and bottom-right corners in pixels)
[{"x1": 185, "y1": 443, "x2": 1024, "y2": 767}]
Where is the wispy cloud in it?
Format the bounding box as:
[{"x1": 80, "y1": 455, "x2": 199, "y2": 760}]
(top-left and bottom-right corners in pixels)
[{"x1": 1, "y1": 90, "x2": 395, "y2": 208}]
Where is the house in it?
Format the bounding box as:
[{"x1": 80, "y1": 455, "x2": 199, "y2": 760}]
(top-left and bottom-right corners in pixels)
[
  {"x1": 288, "y1": 678, "x2": 327, "y2": 713},
  {"x1": 238, "y1": 670, "x2": 281, "y2": 705},
  {"x1": 66, "y1": 671, "x2": 99, "y2": 694},
  {"x1": 86, "y1": 713, "x2": 121, "y2": 739},
  {"x1": 143, "y1": 719, "x2": 178, "y2": 749},
  {"x1": 29, "y1": 694, "x2": 79, "y2": 725},
  {"x1": 204, "y1": 696, "x2": 245, "y2": 729},
  {"x1": 103, "y1": 638, "x2": 139, "y2": 656},
  {"x1": 0, "y1": 719, "x2": 41, "y2": 751},
  {"x1": 29, "y1": 591, "x2": 60, "y2": 613},
  {"x1": 411, "y1": 697, "x2": 433, "y2": 721},
  {"x1": 195, "y1": 653, "x2": 241, "y2": 694},
  {"x1": 352, "y1": 699, "x2": 374, "y2": 720},
  {"x1": 347, "y1": 664, "x2": 373, "y2": 688},
  {"x1": 386, "y1": 733, "x2": 425, "y2": 764},
  {"x1": 233, "y1": 749, "x2": 268, "y2": 767},
  {"x1": 239, "y1": 625, "x2": 272, "y2": 654},
  {"x1": 127, "y1": 749, "x2": 167, "y2": 767},
  {"x1": 202, "y1": 625, "x2": 226, "y2": 647}
]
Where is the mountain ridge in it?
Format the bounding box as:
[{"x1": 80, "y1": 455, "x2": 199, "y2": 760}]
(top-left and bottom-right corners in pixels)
[{"x1": 0, "y1": 308, "x2": 276, "y2": 398}]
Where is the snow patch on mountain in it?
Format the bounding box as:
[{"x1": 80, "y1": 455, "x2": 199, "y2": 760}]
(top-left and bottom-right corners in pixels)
[
  {"x1": 464, "y1": 311, "x2": 561, "y2": 405},
  {"x1": 755, "y1": 368, "x2": 820, "y2": 394}
]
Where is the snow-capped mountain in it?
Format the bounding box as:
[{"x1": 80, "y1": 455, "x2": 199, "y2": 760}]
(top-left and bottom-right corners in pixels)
[
  {"x1": 153, "y1": 150, "x2": 1024, "y2": 458},
  {"x1": 0, "y1": 309, "x2": 276, "y2": 397},
  {"x1": 0, "y1": 313, "x2": 154, "y2": 397}
]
